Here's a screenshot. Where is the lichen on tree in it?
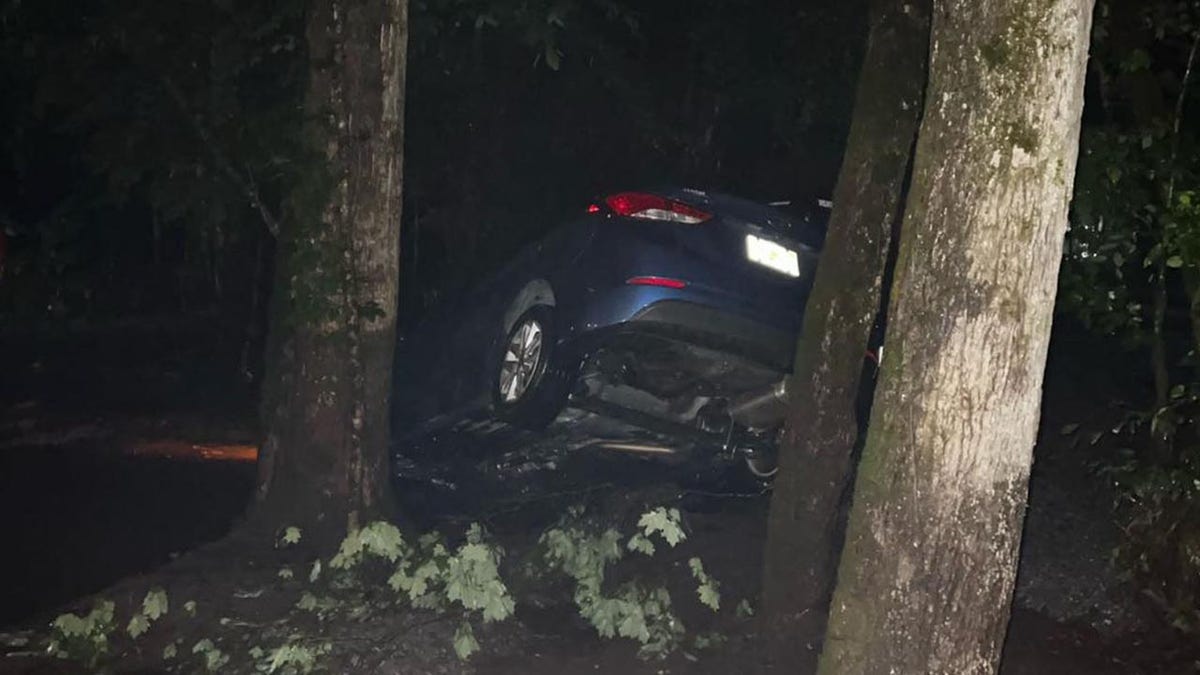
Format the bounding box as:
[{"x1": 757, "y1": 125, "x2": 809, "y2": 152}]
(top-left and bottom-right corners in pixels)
[
  {"x1": 759, "y1": 0, "x2": 931, "y2": 670},
  {"x1": 253, "y1": 0, "x2": 409, "y2": 543},
  {"x1": 817, "y1": 0, "x2": 1095, "y2": 672}
]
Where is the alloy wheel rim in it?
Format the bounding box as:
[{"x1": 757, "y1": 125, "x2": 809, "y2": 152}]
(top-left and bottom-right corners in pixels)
[{"x1": 499, "y1": 317, "x2": 543, "y2": 403}]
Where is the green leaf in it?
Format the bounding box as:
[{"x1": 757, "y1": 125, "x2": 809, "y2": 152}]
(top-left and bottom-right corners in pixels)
[
  {"x1": 331, "y1": 521, "x2": 407, "y2": 568},
  {"x1": 51, "y1": 614, "x2": 87, "y2": 638},
  {"x1": 482, "y1": 585, "x2": 516, "y2": 622},
  {"x1": 1167, "y1": 255, "x2": 1184, "y2": 268},
  {"x1": 693, "y1": 631, "x2": 727, "y2": 650},
  {"x1": 183, "y1": 600, "x2": 197, "y2": 616},
  {"x1": 162, "y1": 643, "x2": 177, "y2": 660},
  {"x1": 277, "y1": 567, "x2": 294, "y2": 580},
  {"x1": 296, "y1": 592, "x2": 317, "y2": 611},
  {"x1": 638, "y1": 507, "x2": 686, "y2": 547},
  {"x1": 617, "y1": 607, "x2": 649, "y2": 642},
  {"x1": 142, "y1": 588, "x2": 169, "y2": 621},
  {"x1": 126, "y1": 615, "x2": 149, "y2": 639},
  {"x1": 309, "y1": 560, "x2": 322, "y2": 583},
  {"x1": 298, "y1": 593, "x2": 316, "y2": 611},
  {"x1": 264, "y1": 642, "x2": 329, "y2": 674},
  {"x1": 586, "y1": 597, "x2": 621, "y2": 638},
  {"x1": 281, "y1": 526, "x2": 302, "y2": 546},
  {"x1": 626, "y1": 533, "x2": 656, "y2": 556},
  {"x1": 50, "y1": 598, "x2": 116, "y2": 664},
  {"x1": 735, "y1": 599, "x2": 754, "y2": 618},
  {"x1": 698, "y1": 582, "x2": 721, "y2": 611},
  {"x1": 544, "y1": 44, "x2": 561, "y2": 70},
  {"x1": 689, "y1": 557, "x2": 720, "y2": 611},
  {"x1": 453, "y1": 622, "x2": 479, "y2": 660},
  {"x1": 192, "y1": 638, "x2": 229, "y2": 672}
]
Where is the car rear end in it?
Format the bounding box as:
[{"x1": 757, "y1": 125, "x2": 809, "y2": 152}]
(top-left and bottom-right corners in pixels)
[{"x1": 560, "y1": 188, "x2": 822, "y2": 379}]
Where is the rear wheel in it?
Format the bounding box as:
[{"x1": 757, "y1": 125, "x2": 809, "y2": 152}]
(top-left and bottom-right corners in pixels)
[{"x1": 492, "y1": 305, "x2": 573, "y2": 428}]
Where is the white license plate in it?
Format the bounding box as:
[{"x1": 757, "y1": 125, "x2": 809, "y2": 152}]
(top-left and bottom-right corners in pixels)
[{"x1": 745, "y1": 234, "x2": 800, "y2": 277}]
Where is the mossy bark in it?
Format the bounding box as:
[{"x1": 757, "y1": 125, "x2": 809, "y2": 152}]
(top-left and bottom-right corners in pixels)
[
  {"x1": 253, "y1": 0, "x2": 408, "y2": 542},
  {"x1": 817, "y1": 0, "x2": 1093, "y2": 673},
  {"x1": 759, "y1": 0, "x2": 930, "y2": 670}
]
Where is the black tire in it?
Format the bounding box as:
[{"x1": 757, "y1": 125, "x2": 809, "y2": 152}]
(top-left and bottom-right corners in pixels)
[{"x1": 491, "y1": 305, "x2": 573, "y2": 429}]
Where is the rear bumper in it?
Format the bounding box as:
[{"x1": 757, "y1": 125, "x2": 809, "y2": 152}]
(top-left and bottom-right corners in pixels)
[
  {"x1": 561, "y1": 286, "x2": 796, "y2": 373},
  {"x1": 626, "y1": 300, "x2": 794, "y2": 371}
]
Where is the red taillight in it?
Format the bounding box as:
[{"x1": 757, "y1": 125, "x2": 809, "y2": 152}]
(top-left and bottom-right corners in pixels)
[
  {"x1": 626, "y1": 276, "x2": 687, "y2": 289},
  {"x1": 603, "y1": 192, "x2": 711, "y2": 224},
  {"x1": 586, "y1": 203, "x2": 601, "y2": 214}
]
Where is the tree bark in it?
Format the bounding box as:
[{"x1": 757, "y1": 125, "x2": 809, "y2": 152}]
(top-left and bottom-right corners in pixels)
[
  {"x1": 760, "y1": 0, "x2": 930, "y2": 670},
  {"x1": 817, "y1": 1, "x2": 1093, "y2": 672},
  {"x1": 253, "y1": 0, "x2": 408, "y2": 542}
]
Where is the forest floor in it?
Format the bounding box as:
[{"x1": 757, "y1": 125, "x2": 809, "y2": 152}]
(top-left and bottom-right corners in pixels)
[{"x1": 0, "y1": 317, "x2": 1197, "y2": 673}]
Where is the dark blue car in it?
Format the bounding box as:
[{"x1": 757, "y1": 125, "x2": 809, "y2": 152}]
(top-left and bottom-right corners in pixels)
[{"x1": 394, "y1": 188, "x2": 828, "y2": 475}]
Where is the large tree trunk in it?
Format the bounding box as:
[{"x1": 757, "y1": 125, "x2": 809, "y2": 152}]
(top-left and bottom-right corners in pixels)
[
  {"x1": 817, "y1": 1, "x2": 1093, "y2": 672},
  {"x1": 759, "y1": 0, "x2": 930, "y2": 670},
  {"x1": 253, "y1": 0, "x2": 408, "y2": 541}
]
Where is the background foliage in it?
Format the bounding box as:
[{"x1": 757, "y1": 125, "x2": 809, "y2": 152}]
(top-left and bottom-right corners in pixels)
[
  {"x1": 1058, "y1": 0, "x2": 1200, "y2": 634},
  {"x1": 0, "y1": 0, "x2": 864, "y2": 329}
]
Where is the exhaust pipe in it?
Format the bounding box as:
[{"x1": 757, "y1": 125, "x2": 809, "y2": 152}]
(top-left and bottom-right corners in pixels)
[
  {"x1": 728, "y1": 378, "x2": 789, "y2": 429},
  {"x1": 594, "y1": 440, "x2": 680, "y2": 456}
]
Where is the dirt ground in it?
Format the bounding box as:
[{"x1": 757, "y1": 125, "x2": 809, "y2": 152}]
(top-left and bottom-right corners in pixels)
[{"x1": 1, "y1": 319, "x2": 1197, "y2": 673}]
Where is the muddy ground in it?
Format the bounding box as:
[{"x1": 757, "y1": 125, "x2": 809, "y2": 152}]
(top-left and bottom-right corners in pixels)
[{"x1": 0, "y1": 318, "x2": 1195, "y2": 673}]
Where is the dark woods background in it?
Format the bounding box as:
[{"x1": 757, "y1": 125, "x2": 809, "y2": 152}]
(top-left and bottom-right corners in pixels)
[
  {"x1": 0, "y1": 0, "x2": 863, "y2": 353},
  {"x1": 5, "y1": 0, "x2": 1200, "y2": 643},
  {"x1": 3, "y1": 0, "x2": 1199, "y2": 412}
]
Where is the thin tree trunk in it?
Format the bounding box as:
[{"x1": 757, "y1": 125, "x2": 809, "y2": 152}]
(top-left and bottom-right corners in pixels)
[
  {"x1": 151, "y1": 212, "x2": 162, "y2": 266},
  {"x1": 200, "y1": 225, "x2": 213, "y2": 303},
  {"x1": 240, "y1": 234, "x2": 266, "y2": 381},
  {"x1": 1166, "y1": 33, "x2": 1199, "y2": 403},
  {"x1": 818, "y1": 0, "x2": 1093, "y2": 672},
  {"x1": 1187, "y1": 282, "x2": 1200, "y2": 383},
  {"x1": 1187, "y1": 268, "x2": 1200, "y2": 382},
  {"x1": 760, "y1": 0, "x2": 930, "y2": 670},
  {"x1": 1152, "y1": 268, "x2": 1169, "y2": 409},
  {"x1": 254, "y1": 0, "x2": 408, "y2": 542},
  {"x1": 211, "y1": 220, "x2": 224, "y2": 301}
]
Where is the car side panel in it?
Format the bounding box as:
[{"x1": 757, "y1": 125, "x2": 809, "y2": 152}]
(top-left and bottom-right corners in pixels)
[{"x1": 444, "y1": 217, "x2": 598, "y2": 413}]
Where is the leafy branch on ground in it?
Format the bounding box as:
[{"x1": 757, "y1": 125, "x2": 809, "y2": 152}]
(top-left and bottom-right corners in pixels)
[
  {"x1": 47, "y1": 599, "x2": 115, "y2": 666},
  {"x1": 43, "y1": 502, "x2": 732, "y2": 671},
  {"x1": 530, "y1": 503, "x2": 720, "y2": 658}
]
